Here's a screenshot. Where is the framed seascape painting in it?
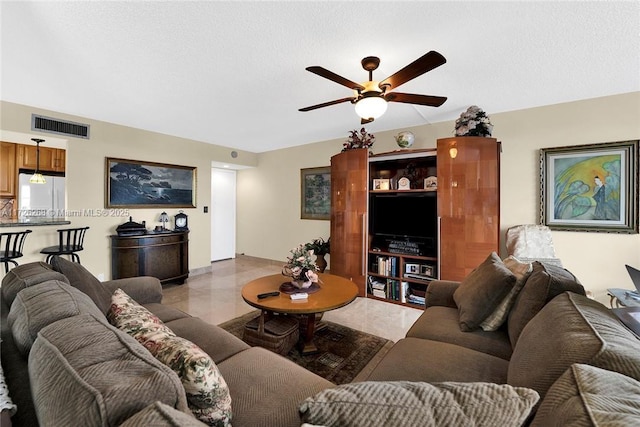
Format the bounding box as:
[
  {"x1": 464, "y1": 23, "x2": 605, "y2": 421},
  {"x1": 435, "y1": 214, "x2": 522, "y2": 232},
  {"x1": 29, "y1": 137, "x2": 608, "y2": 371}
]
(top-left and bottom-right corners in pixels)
[
  {"x1": 106, "y1": 158, "x2": 196, "y2": 208},
  {"x1": 540, "y1": 140, "x2": 638, "y2": 233},
  {"x1": 301, "y1": 166, "x2": 331, "y2": 220}
]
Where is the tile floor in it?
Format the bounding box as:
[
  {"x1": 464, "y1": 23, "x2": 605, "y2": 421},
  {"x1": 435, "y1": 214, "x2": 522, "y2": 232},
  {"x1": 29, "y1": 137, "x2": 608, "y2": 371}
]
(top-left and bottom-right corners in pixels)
[{"x1": 162, "y1": 256, "x2": 423, "y2": 342}]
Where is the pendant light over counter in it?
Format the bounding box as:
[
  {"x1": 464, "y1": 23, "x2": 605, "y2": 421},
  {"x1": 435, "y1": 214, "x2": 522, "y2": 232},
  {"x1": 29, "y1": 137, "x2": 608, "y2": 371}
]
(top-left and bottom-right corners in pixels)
[{"x1": 29, "y1": 138, "x2": 46, "y2": 184}]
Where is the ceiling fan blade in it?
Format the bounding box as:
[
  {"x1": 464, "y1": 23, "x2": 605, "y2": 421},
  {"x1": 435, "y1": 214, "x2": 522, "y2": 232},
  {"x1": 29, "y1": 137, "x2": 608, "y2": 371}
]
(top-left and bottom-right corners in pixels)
[
  {"x1": 384, "y1": 92, "x2": 447, "y2": 107},
  {"x1": 379, "y1": 51, "x2": 446, "y2": 91},
  {"x1": 306, "y1": 66, "x2": 365, "y2": 91},
  {"x1": 299, "y1": 97, "x2": 356, "y2": 112},
  {"x1": 361, "y1": 117, "x2": 374, "y2": 125}
]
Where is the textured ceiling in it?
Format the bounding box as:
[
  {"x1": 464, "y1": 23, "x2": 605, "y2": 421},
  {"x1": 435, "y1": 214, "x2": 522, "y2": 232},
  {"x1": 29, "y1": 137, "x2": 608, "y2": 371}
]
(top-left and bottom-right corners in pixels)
[{"x1": 1, "y1": 1, "x2": 638, "y2": 153}]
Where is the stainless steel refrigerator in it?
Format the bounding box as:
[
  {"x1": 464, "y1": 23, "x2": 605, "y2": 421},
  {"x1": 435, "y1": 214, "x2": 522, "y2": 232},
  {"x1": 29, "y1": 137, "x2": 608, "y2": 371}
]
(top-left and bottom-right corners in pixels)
[{"x1": 18, "y1": 173, "x2": 66, "y2": 219}]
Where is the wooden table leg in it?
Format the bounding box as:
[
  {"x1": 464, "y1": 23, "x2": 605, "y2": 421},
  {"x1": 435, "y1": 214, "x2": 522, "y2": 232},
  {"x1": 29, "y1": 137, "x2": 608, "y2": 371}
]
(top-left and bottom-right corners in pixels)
[{"x1": 299, "y1": 313, "x2": 319, "y2": 355}]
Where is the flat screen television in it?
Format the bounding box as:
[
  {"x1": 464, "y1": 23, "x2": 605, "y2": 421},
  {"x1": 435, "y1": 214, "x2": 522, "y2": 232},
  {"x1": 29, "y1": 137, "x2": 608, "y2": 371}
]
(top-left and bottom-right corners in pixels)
[{"x1": 370, "y1": 193, "x2": 438, "y2": 256}]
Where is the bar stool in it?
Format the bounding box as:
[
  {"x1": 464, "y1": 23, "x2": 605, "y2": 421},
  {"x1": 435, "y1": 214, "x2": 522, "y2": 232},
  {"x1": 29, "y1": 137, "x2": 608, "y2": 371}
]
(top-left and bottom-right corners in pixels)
[
  {"x1": 41, "y1": 226, "x2": 89, "y2": 264},
  {"x1": 0, "y1": 229, "x2": 32, "y2": 273}
]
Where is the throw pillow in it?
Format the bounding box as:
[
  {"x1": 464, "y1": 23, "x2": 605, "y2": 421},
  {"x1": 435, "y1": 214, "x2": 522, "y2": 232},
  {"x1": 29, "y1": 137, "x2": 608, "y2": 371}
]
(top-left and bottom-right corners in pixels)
[
  {"x1": 531, "y1": 364, "x2": 640, "y2": 427},
  {"x1": 108, "y1": 289, "x2": 232, "y2": 427},
  {"x1": 299, "y1": 381, "x2": 540, "y2": 427},
  {"x1": 49, "y1": 255, "x2": 113, "y2": 314},
  {"x1": 453, "y1": 252, "x2": 517, "y2": 332},
  {"x1": 507, "y1": 261, "x2": 585, "y2": 346},
  {"x1": 480, "y1": 256, "x2": 533, "y2": 331}
]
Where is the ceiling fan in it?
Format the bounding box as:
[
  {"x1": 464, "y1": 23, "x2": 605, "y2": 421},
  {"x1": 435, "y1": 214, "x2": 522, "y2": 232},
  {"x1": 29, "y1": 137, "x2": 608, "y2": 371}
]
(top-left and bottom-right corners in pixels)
[{"x1": 299, "y1": 51, "x2": 448, "y2": 124}]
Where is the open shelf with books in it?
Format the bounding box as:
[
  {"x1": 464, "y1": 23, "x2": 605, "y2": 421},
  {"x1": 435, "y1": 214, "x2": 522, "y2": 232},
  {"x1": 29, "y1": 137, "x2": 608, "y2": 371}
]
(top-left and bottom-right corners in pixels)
[
  {"x1": 367, "y1": 250, "x2": 437, "y2": 307},
  {"x1": 366, "y1": 149, "x2": 439, "y2": 308}
]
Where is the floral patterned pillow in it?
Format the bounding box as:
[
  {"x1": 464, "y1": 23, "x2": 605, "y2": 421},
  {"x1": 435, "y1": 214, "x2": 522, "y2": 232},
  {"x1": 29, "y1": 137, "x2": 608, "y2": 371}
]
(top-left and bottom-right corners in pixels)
[{"x1": 107, "y1": 289, "x2": 232, "y2": 427}]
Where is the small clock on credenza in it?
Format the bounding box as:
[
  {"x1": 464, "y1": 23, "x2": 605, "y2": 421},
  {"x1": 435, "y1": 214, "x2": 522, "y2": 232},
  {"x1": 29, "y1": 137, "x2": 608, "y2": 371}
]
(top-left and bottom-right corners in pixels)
[{"x1": 174, "y1": 211, "x2": 189, "y2": 231}]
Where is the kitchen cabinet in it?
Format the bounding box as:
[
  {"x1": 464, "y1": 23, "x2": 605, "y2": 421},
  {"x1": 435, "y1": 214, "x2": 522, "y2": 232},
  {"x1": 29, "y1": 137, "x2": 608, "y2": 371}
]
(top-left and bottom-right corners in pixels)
[
  {"x1": 17, "y1": 144, "x2": 65, "y2": 172},
  {"x1": 1, "y1": 142, "x2": 17, "y2": 197}
]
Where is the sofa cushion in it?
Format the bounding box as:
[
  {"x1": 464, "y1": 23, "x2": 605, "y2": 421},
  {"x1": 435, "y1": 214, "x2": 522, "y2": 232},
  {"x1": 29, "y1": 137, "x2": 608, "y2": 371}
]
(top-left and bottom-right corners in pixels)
[
  {"x1": 120, "y1": 401, "x2": 208, "y2": 426},
  {"x1": 508, "y1": 292, "x2": 640, "y2": 403},
  {"x1": 108, "y1": 289, "x2": 232, "y2": 427},
  {"x1": 50, "y1": 255, "x2": 113, "y2": 314},
  {"x1": 299, "y1": 381, "x2": 539, "y2": 427},
  {"x1": 507, "y1": 261, "x2": 584, "y2": 346},
  {"x1": 453, "y1": 252, "x2": 517, "y2": 332},
  {"x1": 480, "y1": 255, "x2": 532, "y2": 331},
  {"x1": 531, "y1": 364, "x2": 640, "y2": 427},
  {"x1": 365, "y1": 337, "x2": 510, "y2": 384},
  {"x1": 165, "y1": 317, "x2": 250, "y2": 364},
  {"x1": 406, "y1": 306, "x2": 513, "y2": 360},
  {"x1": 8, "y1": 279, "x2": 104, "y2": 355},
  {"x1": 217, "y1": 346, "x2": 334, "y2": 427},
  {"x1": 144, "y1": 302, "x2": 192, "y2": 323},
  {"x1": 1, "y1": 261, "x2": 69, "y2": 307},
  {"x1": 29, "y1": 313, "x2": 189, "y2": 426}
]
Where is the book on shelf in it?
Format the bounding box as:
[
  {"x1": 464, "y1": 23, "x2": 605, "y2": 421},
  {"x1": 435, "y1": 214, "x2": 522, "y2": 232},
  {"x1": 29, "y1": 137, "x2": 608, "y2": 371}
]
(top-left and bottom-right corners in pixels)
[
  {"x1": 368, "y1": 276, "x2": 386, "y2": 299},
  {"x1": 375, "y1": 255, "x2": 398, "y2": 277},
  {"x1": 408, "y1": 294, "x2": 426, "y2": 306},
  {"x1": 372, "y1": 289, "x2": 387, "y2": 299},
  {"x1": 401, "y1": 281, "x2": 409, "y2": 304}
]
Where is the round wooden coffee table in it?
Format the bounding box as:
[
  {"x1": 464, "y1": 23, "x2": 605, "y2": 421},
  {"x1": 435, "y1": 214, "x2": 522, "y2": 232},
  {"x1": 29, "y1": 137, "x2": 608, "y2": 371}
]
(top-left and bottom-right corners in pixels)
[{"x1": 242, "y1": 273, "x2": 358, "y2": 354}]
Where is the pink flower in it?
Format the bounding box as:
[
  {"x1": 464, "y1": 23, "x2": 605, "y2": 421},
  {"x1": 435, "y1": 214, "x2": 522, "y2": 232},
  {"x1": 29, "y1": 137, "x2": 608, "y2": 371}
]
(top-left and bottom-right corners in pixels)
[{"x1": 305, "y1": 270, "x2": 319, "y2": 283}]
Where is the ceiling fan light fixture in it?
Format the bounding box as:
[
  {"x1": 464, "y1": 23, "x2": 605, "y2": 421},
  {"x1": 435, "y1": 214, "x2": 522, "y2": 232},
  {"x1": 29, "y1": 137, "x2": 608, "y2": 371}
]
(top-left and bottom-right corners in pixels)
[{"x1": 355, "y1": 95, "x2": 387, "y2": 120}]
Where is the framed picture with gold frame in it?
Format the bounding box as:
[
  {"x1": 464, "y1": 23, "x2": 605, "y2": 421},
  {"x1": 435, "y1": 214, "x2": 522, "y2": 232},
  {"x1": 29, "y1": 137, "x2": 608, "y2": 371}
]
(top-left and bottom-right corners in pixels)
[
  {"x1": 106, "y1": 158, "x2": 196, "y2": 208},
  {"x1": 540, "y1": 140, "x2": 638, "y2": 233}
]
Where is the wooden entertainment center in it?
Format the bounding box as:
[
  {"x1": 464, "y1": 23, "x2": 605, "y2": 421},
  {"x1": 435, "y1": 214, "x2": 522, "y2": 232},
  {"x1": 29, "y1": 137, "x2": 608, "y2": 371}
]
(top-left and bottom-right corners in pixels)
[{"x1": 330, "y1": 137, "x2": 501, "y2": 308}]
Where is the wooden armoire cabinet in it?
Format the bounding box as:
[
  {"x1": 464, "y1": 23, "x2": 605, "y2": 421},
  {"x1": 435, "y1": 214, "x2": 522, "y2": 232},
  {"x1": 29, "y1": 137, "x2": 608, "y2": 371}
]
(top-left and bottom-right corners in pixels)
[
  {"x1": 330, "y1": 149, "x2": 368, "y2": 296},
  {"x1": 437, "y1": 137, "x2": 501, "y2": 281},
  {"x1": 330, "y1": 138, "x2": 500, "y2": 302}
]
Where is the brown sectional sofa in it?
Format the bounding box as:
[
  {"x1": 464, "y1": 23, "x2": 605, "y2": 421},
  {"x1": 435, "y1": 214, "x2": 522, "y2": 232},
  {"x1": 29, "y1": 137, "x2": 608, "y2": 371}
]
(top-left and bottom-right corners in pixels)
[
  {"x1": 3, "y1": 256, "x2": 640, "y2": 426},
  {"x1": 0, "y1": 259, "x2": 333, "y2": 427},
  {"x1": 364, "y1": 260, "x2": 640, "y2": 425}
]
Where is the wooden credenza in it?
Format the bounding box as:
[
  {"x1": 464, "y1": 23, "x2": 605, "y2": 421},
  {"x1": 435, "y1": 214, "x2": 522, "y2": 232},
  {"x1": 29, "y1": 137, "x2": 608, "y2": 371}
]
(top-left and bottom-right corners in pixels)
[{"x1": 111, "y1": 231, "x2": 189, "y2": 284}]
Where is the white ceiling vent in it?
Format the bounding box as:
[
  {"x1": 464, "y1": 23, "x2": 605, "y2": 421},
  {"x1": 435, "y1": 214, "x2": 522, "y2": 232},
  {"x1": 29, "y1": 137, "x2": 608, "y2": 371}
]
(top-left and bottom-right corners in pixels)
[{"x1": 31, "y1": 114, "x2": 90, "y2": 139}]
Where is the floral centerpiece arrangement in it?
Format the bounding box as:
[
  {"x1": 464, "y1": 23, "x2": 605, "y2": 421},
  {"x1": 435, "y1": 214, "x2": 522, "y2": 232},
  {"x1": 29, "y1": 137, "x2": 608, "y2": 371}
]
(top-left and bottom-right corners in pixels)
[
  {"x1": 342, "y1": 128, "x2": 375, "y2": 152},
  {"x1": 282, "y1": 244, "x2": 320, "y2": 288},
  {"x1": 454, "y1": 105, "x2": 494, "y2": 137}
]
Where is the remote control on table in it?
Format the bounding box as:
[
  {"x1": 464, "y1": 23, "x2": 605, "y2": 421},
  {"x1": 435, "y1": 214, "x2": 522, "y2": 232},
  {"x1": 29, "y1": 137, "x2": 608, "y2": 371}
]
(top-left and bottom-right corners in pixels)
[{"x1": 257, "y1": 291, "x2": 280, "y2": 299}]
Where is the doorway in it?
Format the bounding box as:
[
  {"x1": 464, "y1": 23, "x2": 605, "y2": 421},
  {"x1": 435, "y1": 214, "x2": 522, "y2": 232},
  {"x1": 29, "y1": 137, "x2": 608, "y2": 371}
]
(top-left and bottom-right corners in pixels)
[{"x1": 211, "y1": 168, "x2": 236, "y2": 261}]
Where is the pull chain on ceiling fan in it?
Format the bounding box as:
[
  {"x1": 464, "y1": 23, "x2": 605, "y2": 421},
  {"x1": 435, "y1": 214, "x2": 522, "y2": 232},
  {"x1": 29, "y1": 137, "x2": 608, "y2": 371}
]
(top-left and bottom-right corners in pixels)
[{"x1": 299, "y1": 51, "x2": 448, "y2": 124}]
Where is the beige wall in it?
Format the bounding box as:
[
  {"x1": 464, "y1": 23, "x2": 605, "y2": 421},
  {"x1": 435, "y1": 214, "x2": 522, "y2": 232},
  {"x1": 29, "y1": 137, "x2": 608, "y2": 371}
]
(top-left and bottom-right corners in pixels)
[
  {"x1": 237, "y1": 92, "x2": 640, "y2": 304},
  {"x1": 2, "y1": 93, "x2": 639, "y2": 304},
  {"x1": 1, "y1": 101, "x2": 257, "y2": 279}
]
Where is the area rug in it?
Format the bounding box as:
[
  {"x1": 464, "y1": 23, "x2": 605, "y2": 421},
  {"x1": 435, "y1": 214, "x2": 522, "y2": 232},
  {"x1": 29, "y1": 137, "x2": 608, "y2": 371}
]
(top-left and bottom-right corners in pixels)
[{"x1": 218, "y1": 311, "x2": 393, "y2": 384}]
